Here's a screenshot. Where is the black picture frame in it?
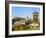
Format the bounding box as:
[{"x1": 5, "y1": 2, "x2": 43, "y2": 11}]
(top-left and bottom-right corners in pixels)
[{"x1": 5, "y1": 1, "x2": 45, "y2": 37}]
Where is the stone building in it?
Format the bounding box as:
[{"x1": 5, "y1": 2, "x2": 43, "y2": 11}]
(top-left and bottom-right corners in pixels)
[{"x1": 33, "y1": 11, "x2": 39, "y2": 22}]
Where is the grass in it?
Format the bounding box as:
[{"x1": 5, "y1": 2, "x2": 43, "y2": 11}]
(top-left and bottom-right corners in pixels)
[{"x1": 12, "y1": 25, "x2": 40, "y2": 31}]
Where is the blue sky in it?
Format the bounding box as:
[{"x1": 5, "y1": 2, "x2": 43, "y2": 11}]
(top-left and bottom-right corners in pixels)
[{"x1": 12, "y1": 7, "x2": 40, "y2": 18}]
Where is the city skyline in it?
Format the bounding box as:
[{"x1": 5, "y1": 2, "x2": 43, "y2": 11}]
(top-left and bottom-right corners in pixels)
[{"x1": 12, "y1": 7, "x2": 40, "y2": 18}]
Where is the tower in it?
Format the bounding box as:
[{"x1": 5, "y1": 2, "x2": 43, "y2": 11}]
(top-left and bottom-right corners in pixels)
[{"x1": 33, "y1": 11, "x2": 39, "y2": 22}]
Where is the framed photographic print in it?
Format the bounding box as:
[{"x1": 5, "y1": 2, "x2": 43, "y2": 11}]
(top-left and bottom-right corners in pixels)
[{"x1": 5, "y1": 1, "x2": 45, "y2": 37}]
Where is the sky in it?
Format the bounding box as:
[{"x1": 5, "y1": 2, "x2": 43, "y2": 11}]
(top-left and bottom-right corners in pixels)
[{"x1": 12, "y1": 7, "x2": 40, "y2": 18}]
